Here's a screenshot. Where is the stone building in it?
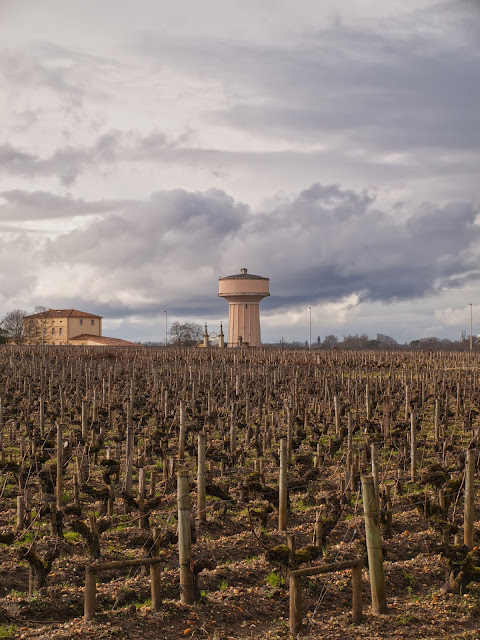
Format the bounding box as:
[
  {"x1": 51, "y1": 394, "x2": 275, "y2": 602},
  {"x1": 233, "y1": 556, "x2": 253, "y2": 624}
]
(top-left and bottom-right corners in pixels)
[{"x1": 23, "y1": 309, "x2": 136, "y2": 346}]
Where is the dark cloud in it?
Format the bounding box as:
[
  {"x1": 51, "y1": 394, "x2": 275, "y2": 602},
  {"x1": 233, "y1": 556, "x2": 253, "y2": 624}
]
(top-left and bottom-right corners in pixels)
[
  {"x1": 0, "y1": 141, "x2": 89, "y2": 185},
  {"x1": 0, "y1": 130, "x2": 192, "y2": 185},
  {"x1": 0, "y1": 144, "x2": 40, "y2": 171},
  {"x1": 0, "y1": 189, "x2": 127, "y2": 221},
  {"x1": 0, "y1": 130, "x2": 128, "y2": 185},
  {"x1": 20, "y1": 183, "x2": 477, "y2": 318},
  {"x1": 240, "y1": 186, "x2": 480, "y2": 305},
  {"x1": 50, "y1": 187, "x2": 245, "y2": 268}
]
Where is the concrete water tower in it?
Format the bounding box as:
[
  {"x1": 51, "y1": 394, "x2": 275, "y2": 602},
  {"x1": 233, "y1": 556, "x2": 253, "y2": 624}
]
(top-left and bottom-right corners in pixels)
[{"x1": 218, "y1": 268, "x2": 270, "y2": 347}]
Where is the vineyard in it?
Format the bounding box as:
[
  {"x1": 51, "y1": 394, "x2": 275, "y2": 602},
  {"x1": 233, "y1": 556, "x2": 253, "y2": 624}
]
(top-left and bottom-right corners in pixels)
[{"x1": 0, "y1": 345, "x2": 480, "y2": 640}]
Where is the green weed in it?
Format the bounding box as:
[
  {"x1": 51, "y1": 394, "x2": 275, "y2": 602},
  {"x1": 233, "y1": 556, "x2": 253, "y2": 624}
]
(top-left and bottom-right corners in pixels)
[
  {"x1": 294, "y1": 499, "x2": 308, "y2": 512},
  {"x1": 395, "y1": 614, "x2": 415, "y2": 626},
  {"x1": 13, "y1": 532, "x2": 34, "y2": 546},
  {"x1": 402, "y1": 570, "x2": 415, "y2": 593},
  {"x1": 265, "y1": 571, "x2": 285, "y2": 588},
  {"x1": 64, "y1": 531, "x2": 80, "y2": 542},
  {"x1": 0, "y1": 623, "x2": 17, "y2": 639},
  {"x1": 135, "y1": 597, "x2": 152, "y2": 609}
]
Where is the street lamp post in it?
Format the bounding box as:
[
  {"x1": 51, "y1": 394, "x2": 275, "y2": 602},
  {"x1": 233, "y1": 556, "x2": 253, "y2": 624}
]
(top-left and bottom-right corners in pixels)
[
  {"x1": 470, "y1": 303, "x2": 473, "y2": 352},
  {"x1": 308, "y1": 306, "x2": 312, "y2": 350},
  {"x1": 164, "y1": 310, "x2": 168, "y2": 347}
]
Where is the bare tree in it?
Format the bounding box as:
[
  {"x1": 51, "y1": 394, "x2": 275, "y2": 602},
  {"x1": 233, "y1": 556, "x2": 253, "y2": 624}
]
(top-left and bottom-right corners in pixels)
[
  {"x1": 342, "y1": 333, "x2": 370, "y2": 349},
  {"x1": 376, "y1": 334, "x2": 398, "y2": 348},
  {"x1": 1, "y1": 309, "x2": 28, "y2": 344},
  {"x1": 24, "y1": 306, "x2": 53, "y2": 345},
  {"x1": 168, "y1": 321, "x2": 203, "y2": 347},
  {"x1": 322, "y1": 334, "x2": 339, "y2": 349}
]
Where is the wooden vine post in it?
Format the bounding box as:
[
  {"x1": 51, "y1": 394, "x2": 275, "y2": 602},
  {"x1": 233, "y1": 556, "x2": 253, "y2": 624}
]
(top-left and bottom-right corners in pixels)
[
  {"x1": 279, "y1": 437, "x2": 288, "y2": 531},
  {"x1": 138, "y1": 467, "x2": 146, "y2": 528},
  {"x1": 197, "y1": 432, "x2": 206, "y2": 523},
  {"x1": 410, "y1": 412, "x2": 416, "y2": 483},
  {"x1": 313, "y1": 510, "x2": 323, "y2": 548},
  {"x1": 39, "y1": 396, "x2": 44, "y2": 438},
  {"x1": 150, "y1": 527, "x2": 162, "y2": 611},
  {"x1": 404, "y1": 385, "x2": 409, "y2": 422},
  {"x1": 434, "y1": 399, "x2": 440, "y2": 443},
  {"x1": 366, "y1": 383, "x2": 371, "y2": 421},
  {"x1": 16, "y1": 495, "x2": 24, "y2": 530},
  {"x1": 81, "y1": 400, "x2": 88, "y2": 440},
  {"x1": 124, "y1": 415, "x2": 134, "y2": 511},
  {"x1": 352, "y1": 563, "x2": 363, "y2": 622},
  {"x1": 464, "y1": 448, "x2": 476, "y2": 550},
  {"x1": 84, "y1": 567, "x2": 97, "y2": 622},
  {"x1": 177, "y1": 470, "x2": 194, "y2": 604},
  {"x1": 286, "y1": 407, "x2": 293, "y2": 463},
  {"x1": 371, "y1": 443, "x2": 379, "y2": 501},
  {"x1": 56, "y1": 423, "x2": 63, "y2": 510},
  {"x1": 334, "y1": 395, "x2": 341, "y2": 435},
  {"x1": 179, "y1": 401, "x2": 186, "y2": 463},
  {"x1": 230, "y1": 403, "x2": 237, "y2": 456},
  {"x1": 289, "y1": 573, "x2": 302, "y2": 634},
  {"x1": 361, "y1": 474, "x2": 387, "y2": 614}
]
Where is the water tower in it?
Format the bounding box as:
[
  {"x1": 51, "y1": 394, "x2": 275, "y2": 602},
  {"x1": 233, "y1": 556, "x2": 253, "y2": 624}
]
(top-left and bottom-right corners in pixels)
[{"x1": 218, "y1": 268, "x2": 270, "y2": 347}]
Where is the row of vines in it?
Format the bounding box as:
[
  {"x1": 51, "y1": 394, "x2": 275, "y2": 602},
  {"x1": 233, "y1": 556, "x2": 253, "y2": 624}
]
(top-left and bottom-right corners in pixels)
[{"x1": 0, "y1": 345, "x2": 480, "y2": 639}]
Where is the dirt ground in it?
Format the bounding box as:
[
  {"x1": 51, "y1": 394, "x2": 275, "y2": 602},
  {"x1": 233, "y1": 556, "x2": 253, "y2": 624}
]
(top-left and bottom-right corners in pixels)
[
  {"x1": 2, "y1": 477, "x2": 480, "y2": 640},
  {"x1": 1, "y1": 347, "x2": 479, "y2": 640}
]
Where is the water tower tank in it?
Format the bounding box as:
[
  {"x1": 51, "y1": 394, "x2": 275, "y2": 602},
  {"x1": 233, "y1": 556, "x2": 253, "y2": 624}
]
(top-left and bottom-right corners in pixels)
[{"x1": 218, "y1": 268, "x2": 270, "y2": 347}]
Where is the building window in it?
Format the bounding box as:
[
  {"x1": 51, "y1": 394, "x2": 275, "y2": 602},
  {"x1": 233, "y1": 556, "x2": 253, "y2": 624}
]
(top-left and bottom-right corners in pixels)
[
  {"x1": 59, "y1": 328, "x2": 62, "y2": 335},
  {"x1": 52, "y1": 328, "x2": 55, "y2": 335},
  {"x1": 80, "y1": 319, "x2": 83, "y2": 326},
  {"x1": 91, "y1": 319, "x2": 94, "y2": 326}
]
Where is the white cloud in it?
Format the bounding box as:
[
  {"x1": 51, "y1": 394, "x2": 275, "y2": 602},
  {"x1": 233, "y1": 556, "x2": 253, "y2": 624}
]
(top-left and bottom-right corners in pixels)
[
  {"x1": 434, "y1": 305, "x2": 475, "y2": 327},
  {"x1": 263, "y1": 294, "x2": 362, "y2": 329}
]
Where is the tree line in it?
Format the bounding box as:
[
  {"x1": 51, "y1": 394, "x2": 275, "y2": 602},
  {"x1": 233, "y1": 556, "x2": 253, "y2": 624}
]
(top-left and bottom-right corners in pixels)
[
  {"x1": 1, "y1": 308, "x2": 475, "y2": 350},
  {"x1": 268, "y1": 332, "x2": 477, "y2": 351}
]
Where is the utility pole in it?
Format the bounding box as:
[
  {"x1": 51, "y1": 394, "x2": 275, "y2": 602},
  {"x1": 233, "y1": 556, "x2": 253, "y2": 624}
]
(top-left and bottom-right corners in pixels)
[
  {"x1": 470, "y1": 303, "x2": 473, "y2": 352},
  {"x1": 308, "y1": 306, "x2": 312, "y2": 350}
]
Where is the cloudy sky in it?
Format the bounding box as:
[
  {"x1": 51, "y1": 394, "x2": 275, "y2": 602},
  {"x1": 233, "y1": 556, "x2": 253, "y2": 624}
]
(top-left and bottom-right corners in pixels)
[{"x1": 1, "y1": 0, "x2": 480, "y2": 344}]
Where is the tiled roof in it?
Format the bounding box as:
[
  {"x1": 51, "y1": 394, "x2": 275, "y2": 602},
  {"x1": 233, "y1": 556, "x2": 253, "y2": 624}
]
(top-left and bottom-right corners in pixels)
[
  {"x1": 25, "y1": 309, "x2": 103, "y2": 319},
  {"x1": 69, "y1": 334, "x2": 138, "y2": 346}
]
